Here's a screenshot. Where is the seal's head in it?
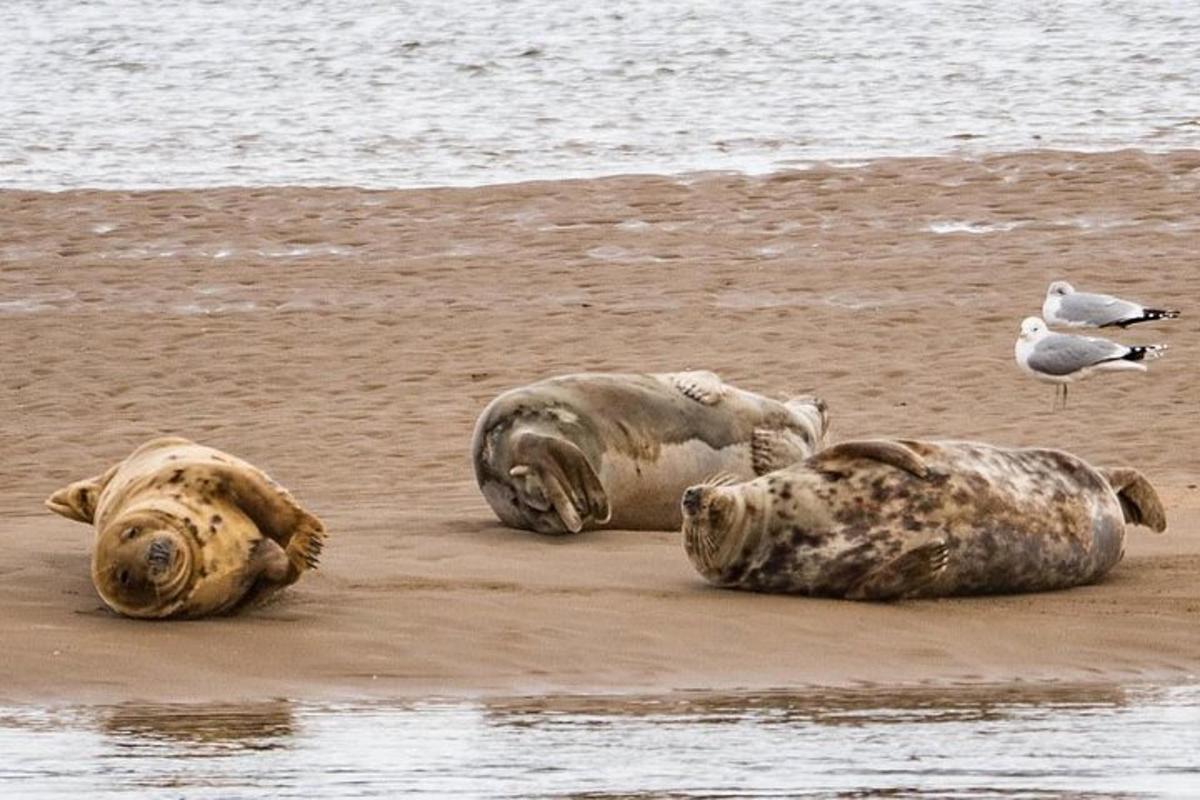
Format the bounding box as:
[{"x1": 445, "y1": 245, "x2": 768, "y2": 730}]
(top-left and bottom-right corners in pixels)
[
  {"x1": 92, "y1": 509, "x2": 196, "y2": 619},
  {"x1": 680, "y1": 478, "x2": 769, "y2": 582},
  {"x1": 1046, "y1": 280, "x2": 1075, "y2": 298}
]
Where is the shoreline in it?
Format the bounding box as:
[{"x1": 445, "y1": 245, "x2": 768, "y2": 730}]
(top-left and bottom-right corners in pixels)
[
  {"x1": 2, "y1": 149, "x2": 1198, "y2": 704},
  {"x1": 3, "y1": 145, "x2": 1199, "y2": 196}
]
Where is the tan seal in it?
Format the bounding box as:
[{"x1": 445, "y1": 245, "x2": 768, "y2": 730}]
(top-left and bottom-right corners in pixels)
[
  {"x1": 472, "y1": 371, "x2": 828, "y2": 534},
  {"x1": 46, "y1": 436, "x2": 326, "y2": 619},
  {"x1": 681, "y1": 439, "x2": 1165, "y2": 599}
]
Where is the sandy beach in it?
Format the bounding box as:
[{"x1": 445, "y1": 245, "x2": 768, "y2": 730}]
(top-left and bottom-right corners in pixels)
[{"x1": 2, "y1": 149, "x2": 1198, "y2": 704}]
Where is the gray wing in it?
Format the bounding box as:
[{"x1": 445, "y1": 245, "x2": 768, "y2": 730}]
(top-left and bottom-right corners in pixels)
[
  {"x1": 1026, "y1": 334, "x2": 1128, "y2": 376},
  {"x1": 1057, "y1": 292, "x2": 1141, "y2": 326}
]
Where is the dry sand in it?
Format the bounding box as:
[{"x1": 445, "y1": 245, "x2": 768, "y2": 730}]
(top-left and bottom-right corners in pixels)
[{"x1": 2, "y1": 149, "x2": 1198, "y2": 704}]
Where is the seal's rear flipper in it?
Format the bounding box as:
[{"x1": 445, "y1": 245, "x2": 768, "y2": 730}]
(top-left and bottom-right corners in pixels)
[
  {"x1": 846, "y1": 539, "x2": 949, "y2": 601},
  {"x1": 809, "y1": 440, "x2": 929, "y2": 480},
  {"x1": 670, "y1": 371, "x2": 726, "y2": 405},
  {"x1": 511, "y1": 432, "x2": 609, "y2": 534},
  {"x1": 1099, "y1": 467, "x2": 1167, "y2": 533},
  {"x1": 45, "y1": 463, "x2": 119, "y2": 524},
  {"x1": 236, "y1": 538, "x2": 294, "y2": 607},
  {"x1": 752, "y1": 428, "x2": 813, "y2": 475},
  {"x1": 785, "y1": 395, "x2": 829, "y2": 444}
]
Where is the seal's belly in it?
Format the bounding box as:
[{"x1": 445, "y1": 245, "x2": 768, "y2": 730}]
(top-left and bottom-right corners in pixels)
[
  {"x1": 915, "y1": 498, "x2": 1126, "y2": 596},
  {"x1": 831, "y1": 464, "x2": 1127, "y2": 596},
  {"x1": 600, "y1": 441, "x2": 755, "y2": 530},
  {"x1": 181, "y1": 500, "x2": 264, "y2": 616}
]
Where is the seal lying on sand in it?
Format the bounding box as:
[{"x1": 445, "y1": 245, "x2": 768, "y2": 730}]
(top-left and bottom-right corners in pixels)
[
  {"x1": 472, "y1": 371, "x2": 828, "y2": 533},
  {"x1": 46, "y1": 436, "x2": 326, "y2": 619},
  {"x1": 681, "y1": 439, "x2": 1165, "y2": 599}
]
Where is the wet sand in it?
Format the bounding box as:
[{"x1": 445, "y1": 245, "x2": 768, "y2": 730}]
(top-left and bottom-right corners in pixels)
[{"x1": 2, "y1": 149, "x2": 1198, "y2": 703}]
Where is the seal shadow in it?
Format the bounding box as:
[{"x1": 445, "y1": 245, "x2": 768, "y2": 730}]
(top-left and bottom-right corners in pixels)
[{"x1": 438, "y1": 516, "x2": 613, "y2": 545}]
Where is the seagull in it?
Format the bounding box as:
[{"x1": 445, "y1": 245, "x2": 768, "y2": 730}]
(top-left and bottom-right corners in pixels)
[
  {"x1": 1015, "y1": 317, "x2": 1168, "y2": 410},
  {"x1": 1043, "y1": 280, "x2": 1181, "y2": 328}
]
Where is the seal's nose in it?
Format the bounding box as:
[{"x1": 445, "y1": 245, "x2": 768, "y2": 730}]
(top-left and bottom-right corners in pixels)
[
  {"x1": 682, "y1": 487, "x2": 703, "y2": 515},
  {"x1": 146, "y1": 537, "x2": 175, "y2": 569}
]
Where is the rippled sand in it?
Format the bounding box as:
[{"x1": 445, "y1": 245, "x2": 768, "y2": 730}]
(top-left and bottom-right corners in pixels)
[{"x1": 1, "y1": 150, "x2": 1199, "y2": 702}]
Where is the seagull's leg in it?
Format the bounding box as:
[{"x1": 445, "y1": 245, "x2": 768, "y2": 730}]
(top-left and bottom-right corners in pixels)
[
  {"x1": 1063, "y1": 383, "x2": 1069, "y2": 409},
  {"x1": 1051, "y1": 384, "x2": 1060, "y2": 412}
]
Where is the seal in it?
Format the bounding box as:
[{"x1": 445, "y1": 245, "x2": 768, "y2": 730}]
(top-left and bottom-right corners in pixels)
[
  {"x1": 45, "y1": 436, "x2": 326, "y2": 619},
  {"x1": 681, "y1": 439, "x2": 1165, "y2": 599},
  {"x1": 472, "y1": 371, "x2": 828, "y2": 534}
]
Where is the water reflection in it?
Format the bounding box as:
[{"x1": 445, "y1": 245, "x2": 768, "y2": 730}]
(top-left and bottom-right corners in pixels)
[
  {"x1": 102, "y1": 701, "x2": 294, "y2": 751},
  {"x1": 483, "y1": 683, "x2": 1131, "y2": 728},
  {"x1": 0, "y1": 684, "x2": 1196, "y2": 798}
]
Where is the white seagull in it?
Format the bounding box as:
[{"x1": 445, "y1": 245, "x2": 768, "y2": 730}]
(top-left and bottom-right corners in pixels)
[
  {"x1": 1015, "y1": 317, "x2": 1168, "y2": 410},
  {"x1": 1043, "y1": 280, "x2": 1181, "y2": 328}
]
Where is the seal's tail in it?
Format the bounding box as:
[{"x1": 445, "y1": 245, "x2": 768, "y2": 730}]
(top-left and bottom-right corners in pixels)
[{"x1": 1099, "y1": 467, "x2": 1167, "y2": 533}]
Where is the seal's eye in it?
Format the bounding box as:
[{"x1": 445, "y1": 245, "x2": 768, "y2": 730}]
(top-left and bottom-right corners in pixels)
[
  {"x1": 118, "y1": 569, "x2": 131, "y2": 586},
  {"x1": 121, "y1": 526, "x2": 139, "y2": 541}
]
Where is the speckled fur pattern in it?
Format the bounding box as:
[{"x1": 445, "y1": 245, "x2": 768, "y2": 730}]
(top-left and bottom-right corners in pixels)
[
  {"x1": 472, "y1": 371, "x2": 828, "y2": 533},
  {"x1": 682, "y1": 439, "x2": 1166, "y2": 599},
  {"x1": 45, "y1": 436, "x2": 326, "y2": 619}
]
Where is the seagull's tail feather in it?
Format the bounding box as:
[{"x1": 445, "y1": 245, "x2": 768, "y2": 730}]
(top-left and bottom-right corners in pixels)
[
  {"x1": 1120, "y1": 343, "x2": 1168, "y2": 363},
  {"x1": 1108, "y1": 308, "x2": 1181, "y2": 328}
]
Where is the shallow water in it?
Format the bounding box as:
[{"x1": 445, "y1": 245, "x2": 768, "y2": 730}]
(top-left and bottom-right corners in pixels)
[
  {"x1": 2, "y1": 684, "x2": 1198, "y2": 798},
  {"x1": 3, "y1": 0, "x2": 1200, "y2": 189}
]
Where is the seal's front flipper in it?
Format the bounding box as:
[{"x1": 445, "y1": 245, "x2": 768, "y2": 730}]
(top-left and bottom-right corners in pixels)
[
  {"x1": 809, "y1": 440, "x2": 929, "y2": 480},
  {"x1": 846, "y1": 539, "x2": 949, "y2": 601},
  {"x1": 752, "y1": 428, "x2": 813, "y2": 475},
  {"x1": 671, "y1": 371, "x2": 726, "y2": 405},
  {"x1": 1099, "y1": 467, "x2": 1167, "y2": 533},
  {"x1": 181, "y1": 462, "x2": 327, "y2": 577}
]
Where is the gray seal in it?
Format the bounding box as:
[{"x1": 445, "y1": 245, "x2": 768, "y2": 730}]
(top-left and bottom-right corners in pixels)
[
  {"x1": 46, "y1": 436, "x2": 326, "y2": 619},
  {"x1": 681, "y1": 439, "x2": 1165, "y2": 599},
  {"x1": 472, "y1": 371, "x2": 828, "y2": 534}
]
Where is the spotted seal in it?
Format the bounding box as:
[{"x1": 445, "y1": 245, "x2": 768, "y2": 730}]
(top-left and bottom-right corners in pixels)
[
  {"x1": 681, "y1": 439, "x2": 1165, "y2": 599},
  {"x1": 472, "y1": 371, "x2": 828, "y2": 534},
  {"x1": 46, "y1": 436, "x2": 326, "y2": 619}
]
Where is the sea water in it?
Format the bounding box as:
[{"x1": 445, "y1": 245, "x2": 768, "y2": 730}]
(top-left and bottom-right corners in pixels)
[
  {"x1": 2, "y1": 684, "x2": 1198, "y2": 798},
  {"x1": 2, "y1": 0, "x2": 1199, "y2": 189}
]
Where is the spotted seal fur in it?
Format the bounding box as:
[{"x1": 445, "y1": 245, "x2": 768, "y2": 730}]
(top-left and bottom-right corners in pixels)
[
  {"x1": 46, "y1": 436, "x2": 326, "y2": 618},
  {"x1": 472, "y1": 371, "x2": 828, "y2": 533},
  {"x1": 681, "y1": 439, "x2": 1165, "y2": 599}
]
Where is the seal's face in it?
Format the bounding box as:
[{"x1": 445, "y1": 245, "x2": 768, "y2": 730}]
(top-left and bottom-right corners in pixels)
[
  {"x1": 93, "y1": 512, "x2": 195, "y2": 618},
  {"x1": 680, "y1": 484, "x2": 757, "y2": 577}
]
